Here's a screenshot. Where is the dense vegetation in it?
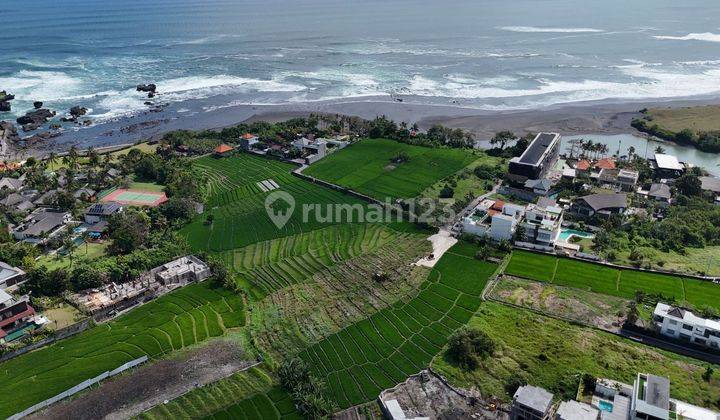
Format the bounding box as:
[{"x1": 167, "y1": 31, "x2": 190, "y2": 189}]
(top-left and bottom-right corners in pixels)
[{"x1": 632, "y1": 112, "x2": 720, "y2": 153}]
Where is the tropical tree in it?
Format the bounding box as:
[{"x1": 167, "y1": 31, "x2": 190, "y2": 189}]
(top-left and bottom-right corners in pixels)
[{"x1": 490, "y1": 130, "x2": 516, "y2": 150}]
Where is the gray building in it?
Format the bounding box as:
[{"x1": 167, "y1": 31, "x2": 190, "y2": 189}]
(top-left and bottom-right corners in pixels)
[
  {"x1": 631, "y1": 373, "x2": 670, "y2": 420},
  {"x1": 509, "y1": 133, "x2": 561, "y2": 181},
  {"x1": 511, "y1": 385, "x2": 554, "y2": 420}
]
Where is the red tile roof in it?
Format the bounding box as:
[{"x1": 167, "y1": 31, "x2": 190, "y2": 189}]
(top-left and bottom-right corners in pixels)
[
  {"x1": 490, "y1": 200, "x2": 505, "y2": 212},
  {"x1": 576, "y1": 160, "x2": 591, "y2": 171},
  {"x1": 594, "y1": 158, "x2": 616, "y2": 170},
  {"x1": 0, "y1": 301, "x2": 35, "y2": 329},
  {"x1": 241, "y1": 133, "x2": 255, "y2": 140},
  {"x1": 214, "y1": 144, "x2": 234, "y2": 154}
]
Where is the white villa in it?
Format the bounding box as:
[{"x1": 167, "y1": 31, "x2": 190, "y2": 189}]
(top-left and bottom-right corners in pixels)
[
  {"x1": 462, "y1": 199, "x2": 525, "y2": 242},
  {"x1": 522, "y1": 197, "x2": 563, "y2": 247},
  {"x1": 653, "y1": 302, "x2": 720, "y2": 350}
]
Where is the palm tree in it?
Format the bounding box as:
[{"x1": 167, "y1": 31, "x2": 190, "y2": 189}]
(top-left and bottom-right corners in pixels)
[
  {"x1": 628, "y1": 146, "x2": 636, "y2": 160},
  {"x1": 48, "y1": 151, "x2": 57, "y2": 171},
  {"x1": 655, "y1": 145, "x2": 665, "y2": 154}
]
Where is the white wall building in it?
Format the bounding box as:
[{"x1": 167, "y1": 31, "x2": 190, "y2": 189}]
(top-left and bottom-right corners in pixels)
[
  {"x1": 462, "y1": 199, "x2": 525, "y2": 242},
  {"x1": 653, "y1": 302, "x2": 720, "y2": 349},
  {"x1": 522, "y1": 197, "x2": 563, "y2": 247}
]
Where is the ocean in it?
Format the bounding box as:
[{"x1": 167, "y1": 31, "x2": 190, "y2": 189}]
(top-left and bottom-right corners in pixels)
[{"x1": 2, "y1": 0, "x2": 720, "y2": 129}]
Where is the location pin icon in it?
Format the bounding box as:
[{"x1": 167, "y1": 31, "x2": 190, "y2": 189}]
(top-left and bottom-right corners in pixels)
[{"x1": 265, "y1": 190, "x2": 295, "y2": 229}]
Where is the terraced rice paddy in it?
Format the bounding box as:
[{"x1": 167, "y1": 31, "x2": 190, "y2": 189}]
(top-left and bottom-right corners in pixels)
[
  {"x1": 304, "y1": 138, "x2": 479, "y2": 199},
  {"x1": 0, "y1": 282, "x2": 245, "y2": 418},
  {"x1": 505, "y1": 250, "x2": 720, "y2": 310},
  {"x1": 222, "y1": 224, "x2": 418, "y2": 298},
  {"x1": 297, "y1": 244, "x2": 498, "y2": 408},
  {"x1": 181, "y1": 154, "x2": 395, "y2": 252},
  {"x1": 140, "y1": 365, "x2": 300, "y2": 420}
]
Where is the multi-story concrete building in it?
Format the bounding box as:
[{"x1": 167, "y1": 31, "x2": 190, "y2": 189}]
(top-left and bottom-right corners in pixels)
[
  {"x1": 508, "y1": 132, "x2": 561, "y2": 182},
  {"x1": 653, "y1": 302, "x2": 720, "y2": 350},
  {"x1": 462, "y1": 199, "x2": 525, "y2": 242},
  {"x1": 631, "y1": 373, "x2": 670, "y2": 420},
  {"x1": 511, "y1": 385, "x2": 554, "y2": 420},
  {"x1": 522, "y1": 197, "x2": 563, "y2": 247}
]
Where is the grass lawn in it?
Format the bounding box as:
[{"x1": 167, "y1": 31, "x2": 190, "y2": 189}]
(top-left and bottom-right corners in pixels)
[
  {"x1": 37, "y1": 241, "x2": 109, "y2": 270},
  {"x1": 41, "y1": 304, "x2": 84, "y2": 331},
  {"x1": 129, "y1": 180, "x2": 166, "y2": 192},
  {"x1": 646, "y1": 105, "x2": 720, "y2": 133},
  {"x1": 304, "y1": 138, "x2": 480, "y2": 199},
  {"x1": 505, "y1": 250, "x2": 720, "y2": 310},
  {"x1": 419, "y1": 154, "x2": 504, "y2": 202},
  {"x1": 432, "y1": 302, "x2": 720, "y2": 407},
  {"x1": 614, "y1": 246, "x2": 720, "y2": 277},
  {"x1": 0, "y1": 281, "x2": 246, "y2": 418}
]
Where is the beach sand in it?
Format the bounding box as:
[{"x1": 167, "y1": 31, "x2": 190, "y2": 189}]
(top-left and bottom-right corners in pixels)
[{"x1": 14, "y1": 94, "x2": 720, "y2": 157}]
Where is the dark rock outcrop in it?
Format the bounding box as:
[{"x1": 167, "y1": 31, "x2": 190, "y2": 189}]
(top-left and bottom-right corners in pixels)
[
  {"x1": 70, "y1": 106, "x2": 87, "y2": 117},
  {"x1": 136, "y1": 84, "x2": 157, "y2": 93},
  {"x1": 0, "y1": 91, "x2": 14, "y2": 112},
  {"x1": 33, "y1": 101, "x2": 43, "y2": 109},
  {"x1": 0, "y1": 121, "x2": 20, "y2": 142},
  {"x1": 16, "y1": 108, "x2": 55, "y2": 131}
]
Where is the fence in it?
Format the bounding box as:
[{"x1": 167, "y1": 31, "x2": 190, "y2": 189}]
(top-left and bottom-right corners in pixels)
[
  {"x1": 8, "y1": 356, "x2": 149, "y2": 420},
  {"x1": 0, "y1": 318, "x2": 92, "y2": 363}
]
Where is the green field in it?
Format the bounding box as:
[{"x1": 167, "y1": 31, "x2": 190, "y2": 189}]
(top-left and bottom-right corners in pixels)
[
  {"x1": 505, "y1": 250, "x2": 720, "y2": 310},
  {"x1": 0, "y1": 282, "x2": 245, "y2": 418},
  {"x1": 140, "y1": 364, "x2": 300, "y2": 420},
  {"x1": 303, "y1": 138, "x2": 479, "y2": 199},
  {"x1": 297, "y1": 244, "x2": 497, "y2": 409},
  {"x1": 646, "y1": 105, "x2": 720, "y2": 133},
  {"x1": 180, "y1": 153, "x2": 414, "y2": 253},
  {"x1": 222, "y1": 224, "x2": 422, "y2": 299},
  {"x1": 433, "y1": 302, "x2": 720, "y2": 407}
]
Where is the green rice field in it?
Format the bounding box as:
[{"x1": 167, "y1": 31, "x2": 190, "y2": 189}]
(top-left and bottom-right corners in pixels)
[
  {"x1": 303, "y1": 138, "x2": 479, "y2": 199},
  {"x1": 140, "y1": 364, "x2": 300, "y2": 420},
  {"x1": 297, "y1": 244, "x2": 498, "y2": 409},
  {"x1": 505, "y1": 250, "x2": 720, "y2": 310},
  {"x1": 222, "y1": 224, "x2": 422, "y2": 298},
  {"x1": 0, "y1": 282, "x2": 245, "y2": 418},
  {"x1": 181, "y1": 153, "x2": 415, "y2": 253}
]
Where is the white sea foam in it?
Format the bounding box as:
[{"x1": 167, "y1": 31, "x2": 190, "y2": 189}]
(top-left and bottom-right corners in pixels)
[
  {"x1": 499, "y1": 26, "x2": 603, "y2": 33},
  {"x1": 0, "y1": 70, "x2": 83, "y2": 101},
  {"x1": 654, "y1": 32, "x2": 720, "y2": 43}
]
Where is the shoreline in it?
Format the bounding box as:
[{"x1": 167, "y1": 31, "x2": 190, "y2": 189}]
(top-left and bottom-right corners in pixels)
[{"x1": 12, "y1": 94, "x2": 720, "y2": 159}]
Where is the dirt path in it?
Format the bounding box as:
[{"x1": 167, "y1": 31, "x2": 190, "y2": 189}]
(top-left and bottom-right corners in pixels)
[{"x1": 29, "y1": 340, "x2": 256, "y2": 420}]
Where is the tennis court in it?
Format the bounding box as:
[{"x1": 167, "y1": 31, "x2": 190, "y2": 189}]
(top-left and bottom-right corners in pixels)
[{"x1": 100, "y1": 188, "x2": 168, "y2": 207}]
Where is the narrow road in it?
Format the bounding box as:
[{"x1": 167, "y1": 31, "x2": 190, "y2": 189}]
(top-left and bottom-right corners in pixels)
[{"x1": 620, "y1": 329, "x2": 720, "y2": 365}]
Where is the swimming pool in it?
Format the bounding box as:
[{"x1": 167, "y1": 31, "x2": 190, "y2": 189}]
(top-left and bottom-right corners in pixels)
[
  {"x1": 558, "y1": 228, "x2": 595, "y2": 242},
  {"x1": 598, "y1": 400, "x2": 613, "y2": 412}
]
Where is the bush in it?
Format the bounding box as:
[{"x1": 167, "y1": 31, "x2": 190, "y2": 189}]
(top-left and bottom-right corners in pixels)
[
  {"x1": 279, "y1": 358, "x2": 336, "y2": 419},
  {"x1": 446, "y1": 327, "x2": 496, "y2": 370}
]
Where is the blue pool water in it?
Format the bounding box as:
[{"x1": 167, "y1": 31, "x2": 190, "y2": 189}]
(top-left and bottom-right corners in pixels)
[
  {"x1": 558, "y1": 228, "x2": 595, "y2": 242},
  {"x1": 598, "y1": 400, "x2": 614, "y2": 413}
]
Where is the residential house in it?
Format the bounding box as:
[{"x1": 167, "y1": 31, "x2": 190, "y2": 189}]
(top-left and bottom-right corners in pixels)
[
  {"x1": 555, "y1": 400, "x2": 599, "y2": 420},
  {"x1": 572, "y1": 193, "x2": 628, "y2": 218},
  {"x1": 238, "y1": 133, "x2": 259, "y2": 150},
  {"x1": 522, "y1": 197, "x2": 563, "y2": 247},
  {"x1": 105, "y1": 168, "x2": 121, "y2": 179},
  {"x1": 12, "y1": 208, "x2": 71, "y2": 244},
  {"x1": 0, "y1": 291, "x2": 43, "y2": 344},
  {"x1": 0, "y1": 175, "x2": 24, "y2": 191},
  {"x1": 508, "y1": 133, "x2": 561, "y2": 182},
  {"x1": 152, "y1": 255, "x2": 211, "y2": 285},
  {"x1": 594, "y1": 158, "x2": 616, "y2": 171},
  {"x1": 0, "y1": 262, "x2": 25, "y2": 290},
  {"x1": 652, "y1": 153, "x2": 684, "y2": 178},
  {"x1": 13, "y1": 200, "x2": 35, "y2": 213},
  {"x1": 523, "y1": 178, "x2": 554, "y2": 196},
  {"x1": 648, "y1": 183, "x2": 672, "y2": 206},
  {"x1": 73, "y1": 187, "x2": 96, "y2": 201},
  {"x1": 575, "y1": 159, "x2": 592, "y2": 173},
  {"x1": 597, "y1": 168, "x2": 639, "y2": 192},
  {"x1": 292, "y1": 136, "x2": 328, "y2": 164},
  {"x1": 700, "y1": 176, "x2": 720, "y2": 204},
  {"x1": 84, "y1": 202, "x2": 123, "y2": 224},
  {"x1": 0, "y1": 192, "x2": 25, "y2": 208},
  {"x1": 213, "y1": 143, "x2": 234, "y2": 157},
  {"x1": 631, "y1": 373, "x2": 670, "y2": 420},
  {"x1": 511, "y1": 385, "x2": 553, "y2": 420},
  {"x1": 653, "y1": 302, "x2": 720, "y2": 350},
  {"x1": 462, "y1": 199, "x2": 525, "y2": 242},
  {"x1": 33, "y1": 189, "x2": 59, "y2": 206}
]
